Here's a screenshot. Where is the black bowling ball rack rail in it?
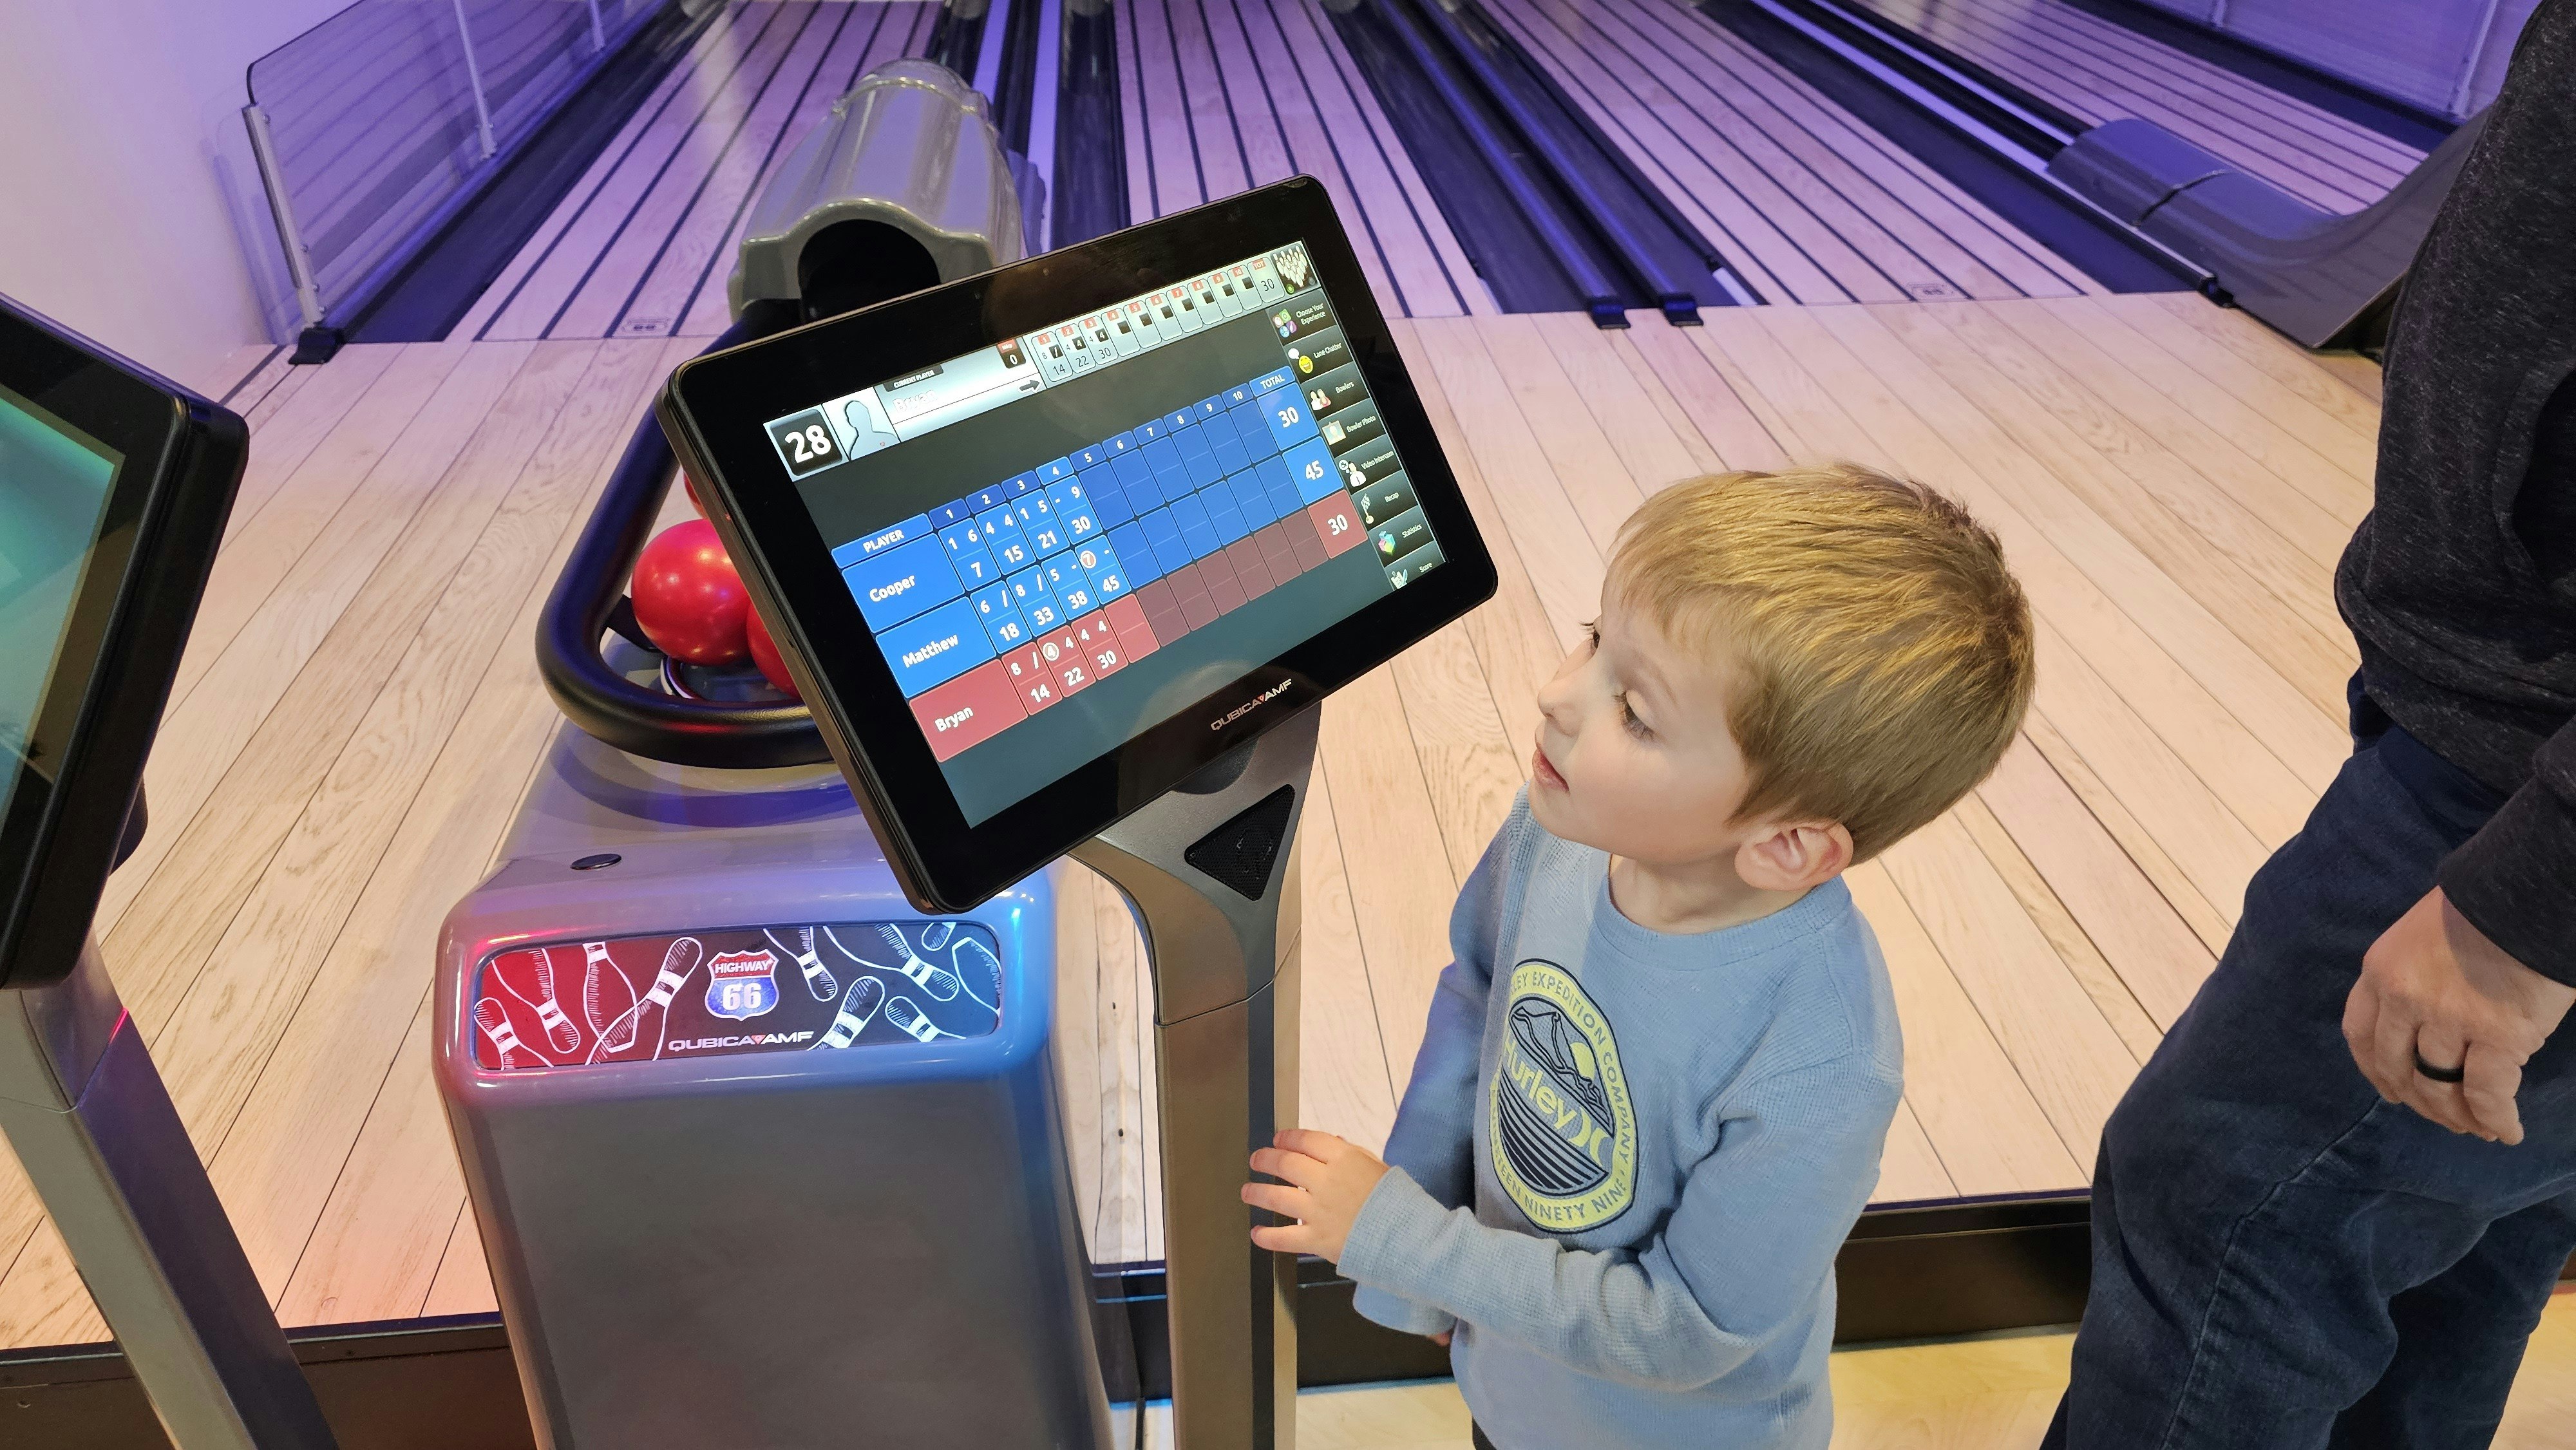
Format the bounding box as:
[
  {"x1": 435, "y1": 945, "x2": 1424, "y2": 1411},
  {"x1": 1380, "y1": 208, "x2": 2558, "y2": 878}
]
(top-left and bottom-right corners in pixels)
[{"x1": 534, "y1": 305, "x2": 831, "y2": 771}]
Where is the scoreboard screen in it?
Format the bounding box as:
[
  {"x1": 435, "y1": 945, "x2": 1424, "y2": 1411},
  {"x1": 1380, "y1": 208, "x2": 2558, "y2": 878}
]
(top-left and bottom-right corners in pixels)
[
  {"x1": 659, "y1": 178, "x2": 1493, "y2": 910},
  {"x1": 761, "y1": 241, "x2": 1446, "y2": 825}
]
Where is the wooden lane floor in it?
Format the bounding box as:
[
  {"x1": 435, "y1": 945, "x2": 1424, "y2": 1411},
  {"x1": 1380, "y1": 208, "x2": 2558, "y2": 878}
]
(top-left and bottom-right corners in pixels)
[
  {"x1": 1113, "y1": 0, "x2": 1499, "y2": 319},
  {"x1": 455, "y1": 1, "x2": 938, "y2": 344},
  {"x1": 1850, "y1": 0, "x2": 2428, "y2": 213},
  {"x1": 0, "y1": 296, "x2": 2379, "y2": 1344},
  {"x1": 1474, "y1": 0, "x2": 2105, "y2": 306}
]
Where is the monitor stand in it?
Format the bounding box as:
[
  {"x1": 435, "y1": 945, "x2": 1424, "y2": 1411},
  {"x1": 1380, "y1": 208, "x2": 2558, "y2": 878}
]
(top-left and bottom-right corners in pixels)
[
  {"x1": 0, "y1": 939, "x2": 339, "y2": 1450},
  {"x1": 1071, "y1": 703, "x2": 1320, "y2": 1450}
]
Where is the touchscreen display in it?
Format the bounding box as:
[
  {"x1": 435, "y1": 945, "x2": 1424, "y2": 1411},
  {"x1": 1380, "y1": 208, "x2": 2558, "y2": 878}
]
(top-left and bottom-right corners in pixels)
[
  {"x1": 0, "y1": 381, "x2": 122, "y2": 827},
  {"x1": 761, "y1": 242, "x2": 1445, "y2": 825}
]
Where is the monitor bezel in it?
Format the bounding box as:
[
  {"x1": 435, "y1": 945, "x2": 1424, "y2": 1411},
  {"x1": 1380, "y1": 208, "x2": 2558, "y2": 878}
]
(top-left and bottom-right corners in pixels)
[
  {"x1": 0, "y1": 297, "x2": 247, "y2": 989},
  {"x1": 660, "y1": 177, "x2": 1497, "y2": 912}
]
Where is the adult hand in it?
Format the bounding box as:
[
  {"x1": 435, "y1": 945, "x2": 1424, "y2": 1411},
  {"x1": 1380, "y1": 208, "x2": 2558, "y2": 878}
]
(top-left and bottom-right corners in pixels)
[
  {"x1": 1242, "y1": 1129, "x2": 1392, "y2": 1264},
  {"x1": 2344, "y1": 887, "x2": 2576, "y2": 1144}
]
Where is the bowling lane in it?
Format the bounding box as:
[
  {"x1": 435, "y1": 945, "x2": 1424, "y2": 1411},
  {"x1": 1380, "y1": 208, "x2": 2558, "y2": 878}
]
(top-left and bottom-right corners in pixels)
[
  {"x1": 1114, "y1": 0, "x2": 1499, "y2": 319},
  {"x1": 1479, "y1": 0, "x2": 2103, "y2": 305},
  {"x1": 1848, "y1": 0, "x2": 2428, "y2": 212},
  {"x1": 455, "y1": 1, "x2": 940, "y2": 342}
]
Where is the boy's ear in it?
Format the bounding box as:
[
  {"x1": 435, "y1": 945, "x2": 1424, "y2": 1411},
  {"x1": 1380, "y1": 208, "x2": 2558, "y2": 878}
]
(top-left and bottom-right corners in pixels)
[{"x1": 1736, "y1": 820, "x2": 1853, "y2": 893}]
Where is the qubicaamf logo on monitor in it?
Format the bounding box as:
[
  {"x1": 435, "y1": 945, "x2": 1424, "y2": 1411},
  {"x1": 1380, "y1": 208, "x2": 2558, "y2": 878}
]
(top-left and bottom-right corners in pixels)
[{"x1": 1212, "y1": 679, "x2": 1293, "y2": 731}]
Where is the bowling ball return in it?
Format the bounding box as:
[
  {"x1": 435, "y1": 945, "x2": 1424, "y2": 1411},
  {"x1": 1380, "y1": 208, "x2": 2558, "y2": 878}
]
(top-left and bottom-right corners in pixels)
[
  {"x1": 437, "y1": 53, "x2": 1493, "y2": 1448},
  {"x1": 432, "y1": 61, "x2": 1125, "y2": 1450}
]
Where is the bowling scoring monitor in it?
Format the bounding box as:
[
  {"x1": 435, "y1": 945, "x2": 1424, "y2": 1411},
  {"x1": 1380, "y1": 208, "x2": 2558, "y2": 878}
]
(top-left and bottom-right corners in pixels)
[
  {"x1": 0, "y1": 297, "x2": 247, "y2": 988},
  {"x1": 661, "y1": 178, "x2": 1494, "y2": 911}
]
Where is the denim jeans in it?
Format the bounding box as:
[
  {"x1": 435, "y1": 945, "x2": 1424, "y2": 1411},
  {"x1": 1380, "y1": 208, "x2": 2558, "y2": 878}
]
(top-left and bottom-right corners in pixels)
[{"x1": 2043, "y1": 690, "x2": 2576, "y2": 1449}]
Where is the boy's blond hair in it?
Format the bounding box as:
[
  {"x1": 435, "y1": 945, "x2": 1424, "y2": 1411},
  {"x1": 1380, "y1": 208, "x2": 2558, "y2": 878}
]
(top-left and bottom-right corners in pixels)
[{"x1": 1609, "y1": 465, "x2": 2034, "y2": 863}]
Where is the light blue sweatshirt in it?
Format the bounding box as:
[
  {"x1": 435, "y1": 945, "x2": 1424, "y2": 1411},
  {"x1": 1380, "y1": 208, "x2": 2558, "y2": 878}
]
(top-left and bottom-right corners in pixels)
[{"x1": 1341, "y1": 792, "x2": 1902, "y2": 1450}]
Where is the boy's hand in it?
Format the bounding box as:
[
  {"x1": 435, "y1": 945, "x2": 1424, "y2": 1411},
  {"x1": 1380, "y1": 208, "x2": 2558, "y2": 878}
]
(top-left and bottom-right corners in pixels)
[{"x1": 1242, "y1": 1129, "x2": 1392, "y2": 1264}]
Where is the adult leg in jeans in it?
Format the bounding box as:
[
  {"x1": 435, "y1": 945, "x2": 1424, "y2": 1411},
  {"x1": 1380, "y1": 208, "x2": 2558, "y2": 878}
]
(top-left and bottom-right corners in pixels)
[
  {"x1": 2040, "y1": 729, "x2": 2576, "y2": 1450},
  {"x1": 2331, "y1": 1194, "x2": 2576, "y2": 1449}
]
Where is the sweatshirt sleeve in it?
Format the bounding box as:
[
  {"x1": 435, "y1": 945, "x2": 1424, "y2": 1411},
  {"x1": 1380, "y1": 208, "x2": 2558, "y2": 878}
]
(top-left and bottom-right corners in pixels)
[
  {"x1": 1351, "y1": 808, "x2": 1517, "y2": 1338},
  {"x1": 2441, "y1": 715, "x2": 2576, "y2": 986},
  {"x1": 1340, "y1": 1057, "x2": 1899, "y2": 1391}
]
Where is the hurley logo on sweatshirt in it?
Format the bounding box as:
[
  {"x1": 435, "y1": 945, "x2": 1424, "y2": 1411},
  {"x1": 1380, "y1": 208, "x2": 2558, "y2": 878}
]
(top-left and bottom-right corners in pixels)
[{"x1": 1490, "y1": 960, "x2": 1636, "y2": 1231}]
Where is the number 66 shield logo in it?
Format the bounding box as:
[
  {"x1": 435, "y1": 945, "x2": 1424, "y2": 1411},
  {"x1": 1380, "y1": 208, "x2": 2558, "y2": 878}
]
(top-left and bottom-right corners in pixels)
[{"x1": 705, "y1": 949, "x2": 782, "y2": 1020}]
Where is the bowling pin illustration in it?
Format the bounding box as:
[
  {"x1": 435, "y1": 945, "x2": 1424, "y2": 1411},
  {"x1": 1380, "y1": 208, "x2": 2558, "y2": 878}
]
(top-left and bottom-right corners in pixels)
[
  {"x1": 919, "y1": 921, "x2": 956, "y2": 951},
  {"x1": 822, "y1": 925, "x2": 961, "y2": 1001},
  {"x1": 883, "y1": 994, "x2": 952, "y2": 1043},
  {"x1": 474, "y1": 997, "x2": 530, "y2": 1069},
  {"x1": 587, "y1": 937, "x2": 701, "y2": 1062},
  {"x1": 524, "y1": 948, "x2": 582, "y2": 1055},
  {"x1": 952, "y1": 935, "x2": 1003, "y2": 1016},
  {"x1": 873, "y1": 923, "x2": 963, "y2": 1001},
  {"x1": 643, "y1": 937, "x2": 701, "y2": 1010},
  {"x1": 819, "y1": 975, "x2": 886, "y2": 1049},
  {"x1": 585, "y1": 941, "x2": 641, "y2": 1055},
  {"x1": 768, "y1": 927, "x2": 838, "y2": 1001}
]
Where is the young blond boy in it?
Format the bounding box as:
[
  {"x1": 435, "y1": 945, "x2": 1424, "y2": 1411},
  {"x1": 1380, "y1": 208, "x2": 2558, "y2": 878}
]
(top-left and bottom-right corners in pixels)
[{"x1": 1240, "y1": 465, "x2": 2035, "y2": 1449}]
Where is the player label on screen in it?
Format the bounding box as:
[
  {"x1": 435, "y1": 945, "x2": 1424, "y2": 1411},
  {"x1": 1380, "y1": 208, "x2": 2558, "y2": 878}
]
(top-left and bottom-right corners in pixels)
[{"x1": 831, "y1": 513, "x2": 934, "y2": 569}]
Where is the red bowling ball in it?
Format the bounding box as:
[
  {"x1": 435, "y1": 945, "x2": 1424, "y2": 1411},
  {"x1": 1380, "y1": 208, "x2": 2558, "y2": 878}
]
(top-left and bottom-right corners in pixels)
[
  {"x1": 745, "y1": 605, "x2": 800, "y2": 699},
  {"x1": 630, "y1": 520, "x2": 749, "y2": 664}
]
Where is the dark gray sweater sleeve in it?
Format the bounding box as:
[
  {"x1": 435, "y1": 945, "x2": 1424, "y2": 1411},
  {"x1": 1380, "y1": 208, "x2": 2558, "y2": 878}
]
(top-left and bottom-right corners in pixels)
[
  {"x1": 2329, "y1": 0, "x2": 2576, "y2": 983},
  {"x1": 2441, "y1": 717, "x2": 2576, "y2": 984}
]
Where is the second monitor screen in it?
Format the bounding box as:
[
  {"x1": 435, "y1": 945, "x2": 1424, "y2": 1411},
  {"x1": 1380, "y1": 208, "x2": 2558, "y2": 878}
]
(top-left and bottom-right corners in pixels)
[{"x1": 766, "y1": 243, "x2": 1444, "y2": 825}]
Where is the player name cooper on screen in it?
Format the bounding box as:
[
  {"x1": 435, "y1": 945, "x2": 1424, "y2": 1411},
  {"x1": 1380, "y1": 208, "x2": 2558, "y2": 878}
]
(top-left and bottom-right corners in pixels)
[{"x1": 761, "y1": 243, "x2": 1448, "y2": 825}]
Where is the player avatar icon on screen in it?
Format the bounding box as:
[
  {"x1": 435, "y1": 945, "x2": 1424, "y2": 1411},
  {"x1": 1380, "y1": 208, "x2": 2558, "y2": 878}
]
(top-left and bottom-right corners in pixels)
[
  {"x1": 1308, "y1": 387, "x2": 1330, "y2": 414},
  {"x1": 841, "y1": 394, "x2": 898, "y2": 460}
]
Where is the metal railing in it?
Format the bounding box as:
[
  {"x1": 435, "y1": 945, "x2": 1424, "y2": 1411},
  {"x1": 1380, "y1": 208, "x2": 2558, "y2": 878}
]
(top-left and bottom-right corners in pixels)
[{"x1": 244, "y1": 0, "x2": 670, "y2": 338}]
